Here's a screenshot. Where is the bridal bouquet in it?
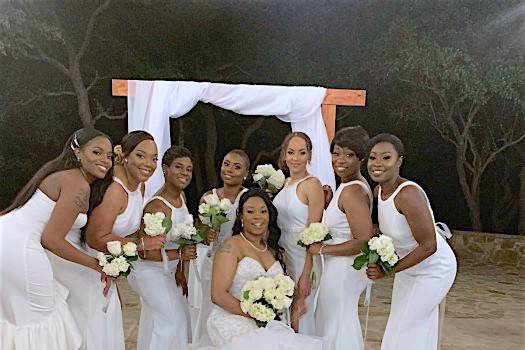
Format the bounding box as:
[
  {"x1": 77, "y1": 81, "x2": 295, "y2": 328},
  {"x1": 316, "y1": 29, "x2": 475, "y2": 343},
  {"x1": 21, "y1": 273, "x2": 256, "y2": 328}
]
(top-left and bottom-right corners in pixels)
[
  {"x1": 297, "y1": 223, "x2": 332, "y2": 247},
  {"x1": 143, "y1": 212, "x2": 172, "y2": 237},
  {"x1": 97, "y1": 241, "x2": 138, "y2": 277},
  {"x1": 252, "y1": 164, "x2": 286, "y2": 194},
  {"x1": 240, "y1": 273, "x2": 295, "y2": 327},
  {"x1": 352, "y1": 234, "x2": 399, "y2": 272},
  {"x1": 198, "y1": 189, "x2": 232, "y2": 237},
  {"x1": 168, "y1": 214, "x2": 205, "y2": 246}
]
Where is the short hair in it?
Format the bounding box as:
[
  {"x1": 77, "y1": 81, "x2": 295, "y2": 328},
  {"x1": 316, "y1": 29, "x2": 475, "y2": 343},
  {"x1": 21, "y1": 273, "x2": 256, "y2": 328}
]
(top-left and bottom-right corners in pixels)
[
  {"x1": 330, "y1": 126, "x2": 370, "y2": 160},
  {"x1": 162, "y1": 145, "x2": 193, "y2": 167},
  {"x1": 367, "y1": 133, "x2": 405, "y2": 157}
]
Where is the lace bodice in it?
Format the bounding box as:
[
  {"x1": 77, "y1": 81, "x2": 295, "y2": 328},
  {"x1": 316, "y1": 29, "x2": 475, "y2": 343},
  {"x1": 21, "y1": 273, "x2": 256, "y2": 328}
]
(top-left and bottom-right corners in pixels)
[{"x1": 229, "y1": 257, "x2": 283, "y2": 300}]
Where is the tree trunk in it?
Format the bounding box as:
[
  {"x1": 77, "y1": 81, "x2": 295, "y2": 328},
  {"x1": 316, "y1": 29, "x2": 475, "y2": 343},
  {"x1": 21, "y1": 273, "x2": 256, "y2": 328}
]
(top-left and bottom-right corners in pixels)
[
  {"x1": 69, "y1": 63, "x2": 93, "y2": 128},
  {"x1": 519, "y1": 149, "x2": 525, "y2": 234},
  {"x1": 455, "y1": 147, "x2": 482, "y2": 231},
  {"x1": 177, "y1": 118, "x2": 184, "y2": 146}
]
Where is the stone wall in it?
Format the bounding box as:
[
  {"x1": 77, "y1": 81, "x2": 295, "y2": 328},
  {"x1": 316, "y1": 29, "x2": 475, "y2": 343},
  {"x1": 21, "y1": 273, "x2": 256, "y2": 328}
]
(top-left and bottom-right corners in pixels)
[{"x1": 449, "y1": 230, "x2": 525, "y2": 267}]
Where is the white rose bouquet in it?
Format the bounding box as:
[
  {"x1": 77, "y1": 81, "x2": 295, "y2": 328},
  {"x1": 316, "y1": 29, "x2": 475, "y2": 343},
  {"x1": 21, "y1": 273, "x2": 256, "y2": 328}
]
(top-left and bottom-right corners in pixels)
[
  {"x1": 168, "y1": 214, "x2": 205, "y2": 245},
  {"x1": 240, "y1": 273, "x2": 295, "y2": 327},
  {"x1": 97, "y1": 241, "x2": 138, "y2": 277},
  {"x1": 198, "y1": 189, "x2": 232, "y2": 245},
  {"x1": 143, "y1": 212, "x2": 172, "y2": 237},
  {"x1": 297, "y1": 222, "x2": 332, "y2": 247},
  {"x1": 252, "y1": 164, "x2": 285, "y2": 194},
  {"x1": 352, "y1": 234, "x2": 399, "y2": 272}
]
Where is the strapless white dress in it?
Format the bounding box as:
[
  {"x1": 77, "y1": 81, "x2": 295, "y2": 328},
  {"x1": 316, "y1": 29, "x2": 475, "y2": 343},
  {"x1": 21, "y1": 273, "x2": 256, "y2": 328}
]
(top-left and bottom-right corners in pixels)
[{"x1": 0, "y1": 190, "x2": 82, "y2": 349}]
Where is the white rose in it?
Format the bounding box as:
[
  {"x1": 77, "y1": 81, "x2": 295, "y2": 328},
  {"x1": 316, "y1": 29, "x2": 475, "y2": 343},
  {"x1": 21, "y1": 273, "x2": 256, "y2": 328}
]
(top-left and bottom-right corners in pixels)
[
  {"x1": 267, "y1": 169, "x2": 285, "y2": 189},
  {"x1": 368, "y1": 237, "x2": 381, "y2": 251},
  {"x1": 198, "y1": 203, "x2": 210, "y2": 215},
  {"x1": 219, "y1": 198, "x2": 232, "y2": 212},
  {"x1": 248, "y1": 303, "x2": 275, "y2": 322},
  {"x1": 249, "y1": 286, "x2": 263, "y2": 301},
  {"x1": 199, "y1": 214, "x2": 211, "y2": 226},
  {"x1": 143, "y1": 212, "x2": 166, "y2": 236},
  {"x1": 123, "y1": 242, "x2": 137, "y2": 256},
  {"x1": 253, "y1": 173, "x2": 264, "y2": 182},
  {"x1": 107, "y1": 241, "x2": 122, "y2": 256},
  {"x1": 256, "y1": 164, "x2": 275, "y2": 178},
  {"x1": 102, "y1": 261, "x2": 120, "y2": 277},
  {"x1": 112, "y1": 256, "x2": 130, "y2": 272},
  {"x1": 271, "y1": 298, "x2": 285, "y2": 310},
  {"x1": 240, "y1": 300, "x2": 252, "y2": 313},
  {"x1": 204, "y1": 190, "x2": 221, "y2": 206},
  {"x1": 97, "y1": 252, "x2": 108, "y2": 266}
]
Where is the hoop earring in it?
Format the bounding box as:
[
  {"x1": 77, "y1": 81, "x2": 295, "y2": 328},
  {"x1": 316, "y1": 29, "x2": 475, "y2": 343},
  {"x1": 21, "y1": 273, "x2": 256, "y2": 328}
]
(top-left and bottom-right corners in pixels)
[{"x1": 76, "y1": 157, "x2": 81, "y2": 167}]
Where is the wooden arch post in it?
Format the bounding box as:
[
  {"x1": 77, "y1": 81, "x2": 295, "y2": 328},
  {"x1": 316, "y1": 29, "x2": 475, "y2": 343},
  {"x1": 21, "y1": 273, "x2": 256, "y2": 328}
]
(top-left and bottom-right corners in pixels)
[{"x1": 111, "y1": 79, "x2": 366, "y2": 142}]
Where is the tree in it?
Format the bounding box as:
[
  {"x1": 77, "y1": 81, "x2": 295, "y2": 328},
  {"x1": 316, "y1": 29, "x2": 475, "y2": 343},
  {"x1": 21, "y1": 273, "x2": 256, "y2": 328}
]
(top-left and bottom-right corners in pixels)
[
  {"x1": 0, "y1": 0, "x2": 123, "y2": 127},
  {"x1": 371, "y1": 1, "x2": 525, "y2": 231}
]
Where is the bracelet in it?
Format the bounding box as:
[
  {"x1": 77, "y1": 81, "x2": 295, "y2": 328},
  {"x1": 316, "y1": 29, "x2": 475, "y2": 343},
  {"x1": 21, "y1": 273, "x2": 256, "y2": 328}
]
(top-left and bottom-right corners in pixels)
[
  {"x1": 178, "y1": 248, "x2": 182, "y2": 261},
  {"x1": 319, "y1": 244, "x2": 326, "y2": 255},
  {"x1": 141, "y1": 237, "x2": 146, "y2": 258}
]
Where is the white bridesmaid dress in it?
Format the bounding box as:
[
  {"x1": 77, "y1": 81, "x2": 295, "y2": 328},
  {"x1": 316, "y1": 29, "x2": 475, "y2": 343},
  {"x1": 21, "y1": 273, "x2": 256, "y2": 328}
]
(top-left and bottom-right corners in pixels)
[
  {"x1": 127, "y1": 195, "x2": 192, "y2": 350},
  {"x1": 0, "y1": 189, "x2": 82, "y2": 350},
  {"x1": 47, "y1": 226, "x2": 123, "y2": 350},
  {"x1": 204, "y1": 256, "x2": 326, "y2": 350},
  {"x1": 378, "y1": 181, "x2": 457, "y2": 350},
  {"x1": 316, "y1": 180, "x2": 372, "y2": 350},
  {"x1": 193, "y1": 188, "x2": 247, "y2": 342},
  {"x1": 83, "y1": 176, "x2": 145, "y2": 350},
  {"x1": 272, "y1": 175, "x2": 320, "y2": 335}
]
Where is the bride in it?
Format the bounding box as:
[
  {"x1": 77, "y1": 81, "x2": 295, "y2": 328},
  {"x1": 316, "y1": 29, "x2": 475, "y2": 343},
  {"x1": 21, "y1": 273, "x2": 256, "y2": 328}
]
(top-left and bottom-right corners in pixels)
[{"x1": 202, "y1": 188, "x2": 325, "y2": 349}]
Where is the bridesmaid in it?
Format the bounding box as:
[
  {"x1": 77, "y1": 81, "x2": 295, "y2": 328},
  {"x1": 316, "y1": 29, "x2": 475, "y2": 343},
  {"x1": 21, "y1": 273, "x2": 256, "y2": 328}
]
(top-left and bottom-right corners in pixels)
[
  {"x1": 0, "y1": 128, "x2": 113, "y2": 349},
  {"x1": 366, "y1": 133, "x2": 457, "y2": 350},
  {"x1": 193, "y1": 149, "x2": 250, "y2": 342},
  {"x1": 308, "y1": 126, "x2": 373, "y2": 350},
  {"x1": 272, "y1": 132, "x2": 324, "y2": 334},
  {"x1": 128, "y1": 145, "x2": 198, "y2": 350},
  {"x1": 84, "y1": 131, "x2": 165, "y2": 350}
]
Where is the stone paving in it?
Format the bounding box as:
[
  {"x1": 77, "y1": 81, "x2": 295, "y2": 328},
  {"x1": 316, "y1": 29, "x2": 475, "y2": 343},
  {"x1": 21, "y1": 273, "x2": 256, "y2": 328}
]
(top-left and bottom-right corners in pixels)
[{"x1": 120, "y1": 259, "x2": 525, "y2": 349}]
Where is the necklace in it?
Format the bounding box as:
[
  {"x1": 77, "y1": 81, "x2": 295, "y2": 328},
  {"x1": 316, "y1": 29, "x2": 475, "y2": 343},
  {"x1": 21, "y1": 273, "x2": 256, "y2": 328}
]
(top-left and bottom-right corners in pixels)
[{"x1": 240, "y1": 233, "x2": 268, "y2": 252}]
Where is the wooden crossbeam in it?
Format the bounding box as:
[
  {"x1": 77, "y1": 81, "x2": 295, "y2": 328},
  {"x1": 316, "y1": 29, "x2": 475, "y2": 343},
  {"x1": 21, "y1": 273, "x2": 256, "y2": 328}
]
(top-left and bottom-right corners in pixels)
[{"x1": 112, "y1": 79, "x2": 366, "y2": 142}]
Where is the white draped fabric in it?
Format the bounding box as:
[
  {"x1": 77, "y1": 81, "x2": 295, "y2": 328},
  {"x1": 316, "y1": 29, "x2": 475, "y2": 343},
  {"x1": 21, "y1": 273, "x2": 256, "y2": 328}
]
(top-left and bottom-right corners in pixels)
[{"x1": 127, "y1": 80, "x2": 335, "y2": 198}]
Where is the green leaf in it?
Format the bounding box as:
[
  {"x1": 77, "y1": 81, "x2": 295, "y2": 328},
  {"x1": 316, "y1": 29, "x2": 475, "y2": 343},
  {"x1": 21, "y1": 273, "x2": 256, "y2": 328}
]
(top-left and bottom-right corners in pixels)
[
  {"x1": 323, "y1": 233, "x2": 332, "y2": 241},
  {"x1": 368, "y1": 252, "x2": 379, "y2": 264},
  {"x1": 197, "y1": 225, "x2": 210, "y2": 239},
  {"x1": 127, "y1": 255, "x2": 139, "y2": 262},
  {"x1": 255, "y1": 320, "x2": 267, "y2": 328},
  {"x1": 360, "y1": 241, "x2": 370, "y2": 254},
  {"x1": 352, "y1": 254, "x2": 369, "y2": 270},
  {"x1": 297, "y1": 240, "x2": 307, "y2": 248},
  {"x1": 379, "y1": 260, "x2": 393, "y2": 273},
  {"x1": 162, "y1": 217, "x2": 172, "y2": 233},
  {"x1": 243, "y1": 290, "x2": 250, "y2": 300}
]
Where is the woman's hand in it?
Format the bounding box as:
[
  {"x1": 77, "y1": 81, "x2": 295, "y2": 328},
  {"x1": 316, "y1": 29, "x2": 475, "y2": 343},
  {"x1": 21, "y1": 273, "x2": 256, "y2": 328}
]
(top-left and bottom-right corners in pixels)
[
  {"x1": 290, "y1": 297, "x2": 307, "y2": 332},
  {"x1": 100, "y1": 272, "x2": 117, "y2": 296},
  {"x1": 366, "y1": 263, "x2": 386, "y2": 280},
  {"x1": 175, "y1": 264, "x2": 188, "y2": 297},
  {"x1": 307, "y1": 242, "x2": 323, "y2": 255},
  {"x1": 322, "y1": 185, "x2": 333, "y2": 209},
  {"x1": 141, "y1": 235, "x2": 166, "y2": 250},
  {"x1": 297, "y1": 272, "x2": 311, "y2": 298},
  {"x1": 180, "y1": 244, "x2": 198, "y2": 260},
  {"x1": 204, "y1": 228, "x2": 218, "y2": 245}
]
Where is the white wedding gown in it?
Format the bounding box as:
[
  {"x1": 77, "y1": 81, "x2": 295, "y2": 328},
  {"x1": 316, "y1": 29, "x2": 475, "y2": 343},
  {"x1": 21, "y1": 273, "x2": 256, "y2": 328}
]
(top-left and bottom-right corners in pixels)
[{"x1": 201, "y1": 256, "x2": 326, "y2": 350}]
